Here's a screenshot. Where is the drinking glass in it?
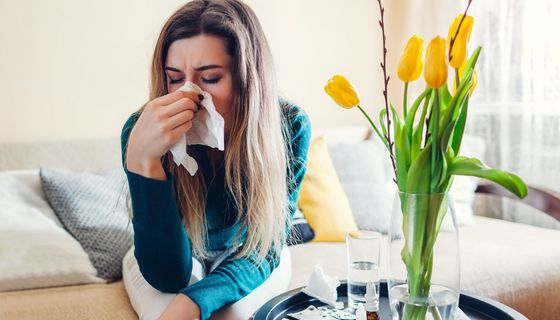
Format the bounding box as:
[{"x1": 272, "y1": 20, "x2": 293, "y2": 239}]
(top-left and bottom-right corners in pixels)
[{"x1": 346, "y1": 230, "x2": 381, "y2": 309}]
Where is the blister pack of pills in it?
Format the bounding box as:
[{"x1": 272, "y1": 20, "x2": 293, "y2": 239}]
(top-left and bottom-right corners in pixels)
[{"x1": 284, "y1": 305, "x2": 356, "y2": 320}]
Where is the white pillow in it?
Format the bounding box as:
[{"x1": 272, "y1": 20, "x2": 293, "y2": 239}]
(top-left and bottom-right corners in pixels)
[
  {"x1": 0, "y1": 169, "x2": 104, "y2": 291},
  {"x1": 327, "y1": 138, "x2": 395, "y2": 233}
]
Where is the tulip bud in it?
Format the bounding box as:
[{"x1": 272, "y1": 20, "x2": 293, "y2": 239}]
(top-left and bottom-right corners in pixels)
[
  {"x1": 454, "y1": 61, "x2": 478, "y2": 96},
  {"x1": 398, "y1": 35, "x2": 424, "y2": 83},
  {"x1": 424, "y1": 36, "x2": 448, "y2": 88},
  {"x1": 448, "y1": 14, "x2": 474, "y2": 69},
  {"x1": 324, "y1": 75, "x2": 360, "y2": 109}
]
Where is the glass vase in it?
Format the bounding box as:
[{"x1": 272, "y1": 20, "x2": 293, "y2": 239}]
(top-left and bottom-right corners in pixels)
[{"x1": 387, "y1": 192, "x2": 460, "y2": 320}]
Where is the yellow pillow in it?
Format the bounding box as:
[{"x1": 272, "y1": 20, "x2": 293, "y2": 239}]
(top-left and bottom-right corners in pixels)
[{"x1": 298, "y1": 136, "x2": 358, "y2": 242}]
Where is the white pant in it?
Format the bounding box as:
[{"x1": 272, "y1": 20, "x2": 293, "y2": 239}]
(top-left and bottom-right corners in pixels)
[{"x1": 122, "y1": 245, "x2": 292, "y2": 320}]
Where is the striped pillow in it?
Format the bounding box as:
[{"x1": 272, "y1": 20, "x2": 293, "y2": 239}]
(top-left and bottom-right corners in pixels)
[{"x1": 287, "y1": 208, "x2": 315, "y2": 245}]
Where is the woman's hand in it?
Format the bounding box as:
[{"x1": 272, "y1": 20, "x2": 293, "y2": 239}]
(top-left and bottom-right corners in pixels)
[
  {"x1": 126, "y1": 90, "x2": 201, "y2": 180},
  {"x1": 159, "y1": 293, "x2": 201, "y2": 320}
]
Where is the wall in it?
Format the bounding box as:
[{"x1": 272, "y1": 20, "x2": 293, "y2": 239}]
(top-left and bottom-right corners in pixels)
[{"x1": 0, "y1": 0, "x2": 461, "y2": 142}]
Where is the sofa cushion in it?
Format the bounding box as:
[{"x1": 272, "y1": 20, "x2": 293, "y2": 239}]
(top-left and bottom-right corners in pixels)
[
  {"x1": 39, "y1": 168, "x2": 133, "y2": 281},
  {"x1": 0, "y1": 281, "x2": 137, "y2": 320},
  {"x1": 327, "y1": 139, "x2": 394, "y2": 233},
  {"x1": 0, "y1": 170, "x2": 103, "y2": 291},
  {"x1": 298, "y1": 136, "x2": 358, "y2": 242}
]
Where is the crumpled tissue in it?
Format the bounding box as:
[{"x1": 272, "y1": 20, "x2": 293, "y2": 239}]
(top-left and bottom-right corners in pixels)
[
  {"x1": 169, "y1": 81, "x2": 225, "y2": 176},
  {"x1": 301, "y1": 264, "x2": 344, "y2": 309}
]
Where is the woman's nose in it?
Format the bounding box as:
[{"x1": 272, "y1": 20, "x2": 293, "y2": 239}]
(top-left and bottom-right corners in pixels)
[{"x1": 184, "y1": 73, "x2": 198, "y2": 86}]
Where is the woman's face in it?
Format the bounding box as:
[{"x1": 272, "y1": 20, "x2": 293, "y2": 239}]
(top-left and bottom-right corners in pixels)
[{"x1": 165, "y1": 34, "x2": 234, "y2": 135}]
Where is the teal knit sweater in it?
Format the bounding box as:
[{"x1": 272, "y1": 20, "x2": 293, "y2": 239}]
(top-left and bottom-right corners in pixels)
[{"x1": 120, "y1": 102, "x2": 311, "y2": 320}]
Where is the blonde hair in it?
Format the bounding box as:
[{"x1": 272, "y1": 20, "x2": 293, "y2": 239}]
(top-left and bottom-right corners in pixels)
[{"x1": 124, "y1": 0, "x2": 292, "y2": 266}]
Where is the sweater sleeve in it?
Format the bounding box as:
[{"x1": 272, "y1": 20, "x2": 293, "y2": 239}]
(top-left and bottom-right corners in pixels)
[
  {"x1": 179, "y1": 106, "x2": 312, "y2": 320},
  {"x1": 121, "y1": 112, "x2": 194, "y2": 293}
]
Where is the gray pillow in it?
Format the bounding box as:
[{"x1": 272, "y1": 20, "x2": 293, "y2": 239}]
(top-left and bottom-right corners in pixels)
[
  {"x1": 39, "y1": 168, "x2": 132, "y2": 280},
  {"x1": 327, "y1": 139, "x2": 395, "y2": 233}
]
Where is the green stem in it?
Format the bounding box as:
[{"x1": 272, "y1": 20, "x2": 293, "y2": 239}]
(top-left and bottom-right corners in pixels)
[
  {"x1": 401, "y1": 195, "x2": 431, "y2": 320},
  {"x1": 403, "y1": 82, "x2": 409, "y2": 119},
  {"x1": 430, "y1": 306, "x2": 443, "y2": 320},
  {"x1": 357, "y1": 105, "x2": 389, "y2": 150},
  {"x1": 430, "y1": 89, "x2": 440, "y2": 192},
  {"x1": 455, "y1": 68, "x2": 460, "y2": 91}
]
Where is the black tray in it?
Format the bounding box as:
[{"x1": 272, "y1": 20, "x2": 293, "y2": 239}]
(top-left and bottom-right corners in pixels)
[{"x1": 254, "y1": 281, "x2": 527, "y2": 320}]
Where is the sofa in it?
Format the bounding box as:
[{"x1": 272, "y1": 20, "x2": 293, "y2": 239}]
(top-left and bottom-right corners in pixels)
[{"x1": 1, "y1": 129, "x2": 560, "y2": 320}]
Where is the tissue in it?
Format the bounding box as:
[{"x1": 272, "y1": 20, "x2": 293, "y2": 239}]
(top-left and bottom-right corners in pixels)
[
  {"x1": 169, "y1": 81, "x2": 225, "y2": 176},
  {"x1": 301, "y1": 264, "x2": 344, "y2": 309}
]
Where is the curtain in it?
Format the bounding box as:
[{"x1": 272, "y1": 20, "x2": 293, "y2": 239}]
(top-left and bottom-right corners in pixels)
[{"x1": 467, "y1": 0, "x2": 560, "y2": 228}]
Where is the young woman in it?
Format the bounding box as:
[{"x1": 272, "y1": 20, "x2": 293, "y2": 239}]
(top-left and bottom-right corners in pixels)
[{"x1": 120, "y1": 0, "x2": 310, "y2": 319}]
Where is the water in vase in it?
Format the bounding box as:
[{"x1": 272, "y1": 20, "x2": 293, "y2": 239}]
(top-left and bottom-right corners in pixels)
[{"x1": 389, "y1": 283, "x2": 459, "y2": 320}]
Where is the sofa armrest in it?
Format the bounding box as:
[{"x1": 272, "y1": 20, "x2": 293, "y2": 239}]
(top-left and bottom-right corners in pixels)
[{"x1": 475, "y1": 183, "x2": 560, "y2": 222}]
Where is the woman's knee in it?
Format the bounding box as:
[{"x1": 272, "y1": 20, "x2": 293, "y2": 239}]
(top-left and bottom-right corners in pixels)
[{"x1": 122, "y1": 246, "x2": 206, "y2": 320}]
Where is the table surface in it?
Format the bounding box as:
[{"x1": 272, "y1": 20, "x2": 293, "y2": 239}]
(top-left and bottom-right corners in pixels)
[{"x1": 254, "y1": 281, "x2": 527, "y2": 320}]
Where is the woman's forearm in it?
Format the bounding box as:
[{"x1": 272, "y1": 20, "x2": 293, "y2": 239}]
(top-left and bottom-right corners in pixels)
[
  {"x1": 125, "y1": 165, "x2": 194, "y2": 293},
  {"x1": 180, "y1": 246, "x2": 277, "y2": 320},
  {"x1": 122, "y1": 114, "x2": 193, "y2": 293}
]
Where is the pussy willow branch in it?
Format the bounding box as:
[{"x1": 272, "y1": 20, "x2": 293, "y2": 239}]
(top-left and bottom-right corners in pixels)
[
  {"x1": 377, "y1": 0, "x2": 397, "y2": 183},
  {"x1": 449, "y1": 0, "x2": 473, "y2": 61}
]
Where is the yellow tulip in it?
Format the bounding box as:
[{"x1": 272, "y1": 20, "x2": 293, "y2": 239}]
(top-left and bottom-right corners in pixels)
[
  {"x1": 424, "y1": 36, "x2": 448, "y2": 88},
  {"x1": 324, "y1": 75, "x2": 360, "y2": 109},
  {"x1": 454, "y1": 61, "x2": 478, "y2": 96},
  {"x1": 398, "y1": 35, "x2": 424, "y2": 82},
  {"x1": 447, "y1": 14, "x2": 474, "y2": 69}
]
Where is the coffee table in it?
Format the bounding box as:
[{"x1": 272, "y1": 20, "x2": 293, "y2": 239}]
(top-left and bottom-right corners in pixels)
[{"x1": 254, "y1": 281, "x2": 527, "y2": 320}]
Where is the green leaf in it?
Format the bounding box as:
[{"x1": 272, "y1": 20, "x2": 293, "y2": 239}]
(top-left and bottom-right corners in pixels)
[
  {"x1": 392, "y1": 104, "x2": 410, "y2": 190},
  {"x1": 441, "y1": 120, "x2": 456, "y2": 153},
  {"x1": 357, "y1": 105, "x2": 389, "y2": 150},
  {"x1": 429, "y1": 89, "x2": 442, "y2": 192},
  {"x1": 390, "y1": 104, "x2": 404, "y2": 135},
  {"x1": 379, "y1": 108, "x2": 388, "y2": 139},
  {"x1": 435, "y1": 121, "x2": 456, "y2": 190},
  {"x1": 451, "y1": 97, "x2": 469, "y2": 154},
  {"x1": 460, "y1": 47, "x2": 482, "y2": 84},
  {"x1": 441, "y1": 83, "x2": 452, "y2": 107},
  {"x1": 404, "y1": 88, "x2": 432, "y2": 143},
  {"x1": 411, "y1": 92, "x2": 432, "y2": 161},
  {"x1": 449, "y1": 156, "x2": 528, "y2": 198},
  {"x1": 450, "y1": 84, "x2": 470, "y2": 122},
  {"x1": 438, "y1": 149, "x2": 456, "y2": 193},
  {"x1": 440, "y1": 74, "x2": 471, "y2": 131},
  {"x1": 439, "y1": 48, "x2": 481, "y2": 129},
  {"x1": 406, "y1": 142, "x2": 432, "y2": 193}
]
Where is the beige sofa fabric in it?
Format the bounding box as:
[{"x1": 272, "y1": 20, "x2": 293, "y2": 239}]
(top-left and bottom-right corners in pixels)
[
  {"x1": 0, "y1": 138, "x2": 121, "y2": 172},
  {"x1": 0, "y1": 281, "x2": 136, "y2": 320}
]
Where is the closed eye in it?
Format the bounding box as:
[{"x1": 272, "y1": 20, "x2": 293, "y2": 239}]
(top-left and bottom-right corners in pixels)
[
  {"x1": 169, "y1": 78, "x2": 184, "y2": 84},
  {"x1": 202, "y1": 77, "x2": 220, "y2": 84},
  {"x1": 168, "y1": 77, "x2": 221, "y2": 85}
]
